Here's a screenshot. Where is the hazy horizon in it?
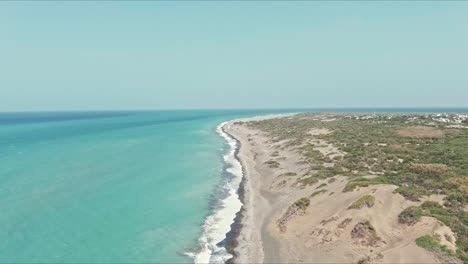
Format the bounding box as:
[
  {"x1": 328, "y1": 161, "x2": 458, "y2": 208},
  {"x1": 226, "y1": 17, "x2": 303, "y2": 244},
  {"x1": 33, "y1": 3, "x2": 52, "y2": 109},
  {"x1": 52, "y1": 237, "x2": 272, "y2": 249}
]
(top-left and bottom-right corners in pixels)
[
  {"x1": 2, "y1": 2, "x2": 468, "y2": 111},
  {"x1": 2, "y1": 107, "x2": 468, "y2": 114}
]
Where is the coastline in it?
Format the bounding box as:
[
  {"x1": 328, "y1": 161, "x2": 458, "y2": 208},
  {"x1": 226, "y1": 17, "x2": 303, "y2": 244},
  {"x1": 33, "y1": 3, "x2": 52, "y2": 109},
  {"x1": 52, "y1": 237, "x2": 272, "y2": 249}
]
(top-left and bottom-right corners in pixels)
[
  {"x1": 222, "y1": 114, "x2": 297, "y2": 263},
  {"x1": 219, "y1": 112, "x2": 464, "y2": 264},
  {"x1": 222, "y1": 119, "x2": 264, "y2": 263},
  {"x1": 191, "y1": 113, "x2": 295, "y2": 263},
  {"x1": 190, "y1": 122, "x2": 244, "y2": 263},
  {"x1": 222, "y1": 124, "x2": 246, "y2": 264}
]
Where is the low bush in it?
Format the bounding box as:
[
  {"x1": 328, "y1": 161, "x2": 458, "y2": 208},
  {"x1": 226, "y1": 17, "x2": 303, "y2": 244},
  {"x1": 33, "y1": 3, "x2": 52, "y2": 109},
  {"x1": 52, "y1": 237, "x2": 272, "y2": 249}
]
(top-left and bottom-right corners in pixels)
[
  {"x1": 315, "y1": 183, "x2": 327, "y2": 189},
  {"x1": 280, "y1": 172, "x2": 297, "y2": 177},
  {"x1": 348, "y1": 195, "x2": 375, "y2": 209},
  {"x1": 395, "y1": 186, "x2": 429, "y2": 202},
  {"x1": 447, "y1": 177, "x2": 468, "y2": 193},
  {"x1": 409, "y1": 163, "x2": 450, "y2": 178},
  {"x1": 343, "y1": 177, "x2": 389, "y2": 192},
  {"x1": 265, "y1": 160, "x2": 280, "y2": 168},
  {"x1": 444, "y1": 192, "x2": 468, "y2": 208},
  {"x1": 310, "y1": 189, "x2": 327, "y2": 197},
  {"x1": 351, "y1": 221, "x2": 381, "y2": 246},
  {"x1": 299, "y1": 176, "x2": 318, "y2": 186},
  {"x1": 415, "y1": 235, "x2": 454, "y2": 256},
  {"x1": 294, "y1": 197, "x2": 310, "y2": 211},
  {"x1": 398, "y1": 206, "x2": 422, "y2": 225}
]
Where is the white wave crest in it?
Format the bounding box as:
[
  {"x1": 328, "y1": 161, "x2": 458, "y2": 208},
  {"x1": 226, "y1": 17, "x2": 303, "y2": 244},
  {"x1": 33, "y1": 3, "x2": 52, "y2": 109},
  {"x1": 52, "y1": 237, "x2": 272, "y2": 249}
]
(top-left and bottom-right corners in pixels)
[{"x1": 188, "y1": 122, "x2": 243, "y2": 264}]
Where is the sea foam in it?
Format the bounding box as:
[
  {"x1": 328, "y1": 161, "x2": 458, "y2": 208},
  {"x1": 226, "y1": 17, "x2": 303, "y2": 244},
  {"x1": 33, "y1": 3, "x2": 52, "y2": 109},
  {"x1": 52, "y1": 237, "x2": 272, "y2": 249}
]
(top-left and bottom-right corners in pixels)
[{"x1": 188, "y1": 122, "x2": 243, "y2": 263}]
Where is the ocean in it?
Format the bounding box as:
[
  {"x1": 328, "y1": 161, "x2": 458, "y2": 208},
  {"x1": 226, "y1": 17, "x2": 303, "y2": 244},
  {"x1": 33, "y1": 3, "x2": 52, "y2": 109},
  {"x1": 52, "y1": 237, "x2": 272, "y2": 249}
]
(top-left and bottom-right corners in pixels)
[
  {"x1": 1, "y1": 108, "x2": 467, "y2": 263},
  {"x1": 0, "y1": 110, "x2": 288, "y2": 263}
]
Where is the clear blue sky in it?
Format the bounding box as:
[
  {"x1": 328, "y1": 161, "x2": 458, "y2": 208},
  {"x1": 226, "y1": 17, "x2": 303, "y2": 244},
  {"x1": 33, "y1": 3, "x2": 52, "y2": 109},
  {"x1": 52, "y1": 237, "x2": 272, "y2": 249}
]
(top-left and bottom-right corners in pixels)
[{"x1": 1, "y1": 2, "x2": 467, "y2": 111}]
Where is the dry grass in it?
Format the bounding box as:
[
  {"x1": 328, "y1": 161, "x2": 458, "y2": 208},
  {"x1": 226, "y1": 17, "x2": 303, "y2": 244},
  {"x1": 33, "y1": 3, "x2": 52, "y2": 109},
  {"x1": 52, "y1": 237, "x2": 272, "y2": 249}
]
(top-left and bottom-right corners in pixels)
[
  {"x1": 397, "y1": 126, "x2": 445, "y2": 139},
  {"x1": 389, "y1": 144, "x2": 416, "y2": 154},
  {"x1": 338, "y1": 218, "x2": 352, "y2": 229},
  {"x1": 409, "y1": 163, "x2": 450, "y2": 177},
  {"x1": 447, "y1": 177, "x2": 468, "y2": 193}
]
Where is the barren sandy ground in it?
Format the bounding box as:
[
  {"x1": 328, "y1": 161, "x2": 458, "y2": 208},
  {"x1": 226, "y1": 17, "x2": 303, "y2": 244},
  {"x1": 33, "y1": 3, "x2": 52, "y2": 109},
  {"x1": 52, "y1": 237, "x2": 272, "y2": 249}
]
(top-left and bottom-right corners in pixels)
[{"x1": 223, "y1": 115, "x2": 458, "y2": 263}]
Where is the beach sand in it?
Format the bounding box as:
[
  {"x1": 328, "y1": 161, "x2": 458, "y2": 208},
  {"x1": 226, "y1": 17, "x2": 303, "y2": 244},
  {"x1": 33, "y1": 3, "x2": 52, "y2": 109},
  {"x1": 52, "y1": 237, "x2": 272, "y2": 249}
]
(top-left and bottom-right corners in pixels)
[{"x1": 223, "y1": 114, "x2": 458, "y2": 263}]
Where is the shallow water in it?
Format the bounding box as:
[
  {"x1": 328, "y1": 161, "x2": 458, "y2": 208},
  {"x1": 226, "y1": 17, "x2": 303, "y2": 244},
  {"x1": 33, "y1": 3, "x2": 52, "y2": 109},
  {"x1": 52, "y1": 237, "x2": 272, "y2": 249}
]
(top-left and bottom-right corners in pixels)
[{"x1": 0, "y1": 110, "x2": 287, "y2": 263}]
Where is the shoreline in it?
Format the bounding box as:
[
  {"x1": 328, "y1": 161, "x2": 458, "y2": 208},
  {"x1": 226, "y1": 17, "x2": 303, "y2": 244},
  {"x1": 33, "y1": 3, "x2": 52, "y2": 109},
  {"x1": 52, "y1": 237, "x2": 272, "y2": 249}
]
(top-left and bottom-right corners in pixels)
[
  {"x1": 222, "y1": 118, "x2": 263, "y2": 264},
  {"x1": 222, "y1": 113, "x2": 297, "y2": 263},
  {"x1": 191, "y1": 122, "x2": 245, "y2": 263},
  {"x1": 222, "y1": 124, "x2": 246, "y2": 264}
]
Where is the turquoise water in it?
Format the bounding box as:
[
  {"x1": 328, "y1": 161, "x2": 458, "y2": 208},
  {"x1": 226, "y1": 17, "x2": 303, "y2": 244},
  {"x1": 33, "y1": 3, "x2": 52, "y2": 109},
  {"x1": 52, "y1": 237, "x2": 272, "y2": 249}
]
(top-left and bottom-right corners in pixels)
[
  {"x1": 0, "y1": 110, "x2": 287, "y2": 263},
  {"x1": 2, "y1": 108, "x2": 467, "y2": 263}
]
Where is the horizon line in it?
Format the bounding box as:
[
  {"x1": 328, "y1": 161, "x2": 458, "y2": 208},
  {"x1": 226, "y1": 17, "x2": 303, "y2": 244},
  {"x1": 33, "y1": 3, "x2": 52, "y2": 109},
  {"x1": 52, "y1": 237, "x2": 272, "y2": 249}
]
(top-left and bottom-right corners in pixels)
[{"x1": 2, "y1": 106, "x2": 468, "y2": 113}]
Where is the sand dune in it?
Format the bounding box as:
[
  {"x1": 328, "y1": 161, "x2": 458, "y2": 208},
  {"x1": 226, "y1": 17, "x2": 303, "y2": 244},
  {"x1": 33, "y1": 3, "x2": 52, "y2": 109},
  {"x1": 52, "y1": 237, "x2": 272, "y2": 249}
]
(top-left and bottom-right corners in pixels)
[{"x1": 224, "y1": 115, "x2": 459, "y2": 263}]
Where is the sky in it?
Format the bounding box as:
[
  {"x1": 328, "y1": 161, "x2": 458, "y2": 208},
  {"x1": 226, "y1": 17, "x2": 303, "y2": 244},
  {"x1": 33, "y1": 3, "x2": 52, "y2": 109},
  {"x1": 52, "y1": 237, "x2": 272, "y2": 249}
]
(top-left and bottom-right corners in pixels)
[{"x1": 1, "y1": 2, "x2": 467, "y2": 111}]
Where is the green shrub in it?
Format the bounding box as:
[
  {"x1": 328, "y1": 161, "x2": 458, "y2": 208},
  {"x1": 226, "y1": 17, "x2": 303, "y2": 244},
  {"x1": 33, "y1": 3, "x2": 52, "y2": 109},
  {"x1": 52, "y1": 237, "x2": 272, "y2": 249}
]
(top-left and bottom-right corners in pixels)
[
  {"x1": 343, "y1": 177, "x2": 390, "y2": 192},
  {"x1": 444, "y1": 192, "x2": 468, "y2": 208},
  {"x1": 415, "y1": 235, "x2": 454, "y2": 256},
  {"x1": 348, "y1": 195, "x2": 375, "y2": 209},
  {"x1": 280, "y1": 172, "x2": 297, "y2": 177},
  {"x1": 414, "y1": 201, "x2": 468, "y2": 261},
  {"x1": 294, "y1": 197, "x2": 310, "y2": 211},
  {"x1": 299, "y1": 176, "x2": 318, "y2": 186},
  {"x1": 395, "y1": 186, "x2": 429, "y2": 202},
  {"x1": 351, "y1": 221, "x2": 381, "y2": 246},
  {"x1": 398, "y1": 206, "x2": 422, "y2": 225},
  {"x1": 265, "y1": 160, "x2": 280, "y2": 168},
  {"x1": 315, "y1": 183, "x2": 327, "y2": 189},
  {"x1": 357, "y1": 257, "x2": 371, "y2": 264},
  {"x1": 310, "y1": 189, "x2": 327, "y2": 197}
]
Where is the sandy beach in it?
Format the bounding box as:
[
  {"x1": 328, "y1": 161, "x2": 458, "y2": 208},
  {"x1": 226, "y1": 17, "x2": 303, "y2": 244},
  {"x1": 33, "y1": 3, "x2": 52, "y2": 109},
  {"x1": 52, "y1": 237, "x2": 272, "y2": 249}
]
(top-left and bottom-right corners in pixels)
[
  {"x1": 223, "y1": 113, "x2": 462, "y2": 263},
  {"x1": 223, "y1": 114, "x2": 291, "y2": 263}
]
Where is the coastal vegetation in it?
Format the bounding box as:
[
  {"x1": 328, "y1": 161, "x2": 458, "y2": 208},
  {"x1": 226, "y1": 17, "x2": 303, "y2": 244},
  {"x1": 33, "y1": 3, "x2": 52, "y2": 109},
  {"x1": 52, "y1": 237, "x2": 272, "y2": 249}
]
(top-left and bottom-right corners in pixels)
[
  {"x1": 394, "y1": 185, "x2": 429, "y2": 202},
  {"x1": 406, "y1": 201, "x2": 468, "y2": 262},
  {"x1": 398, "y1": 206, "x2": 421, "y2": 225},
  {"x1": 298, "y1": 176, "x2": 318, "y2": 186},
  {"x1": 280, "y1": 172, "x2": 297, "y2": 177},
  {"x1": 343, "y1": 177, "x2": 389, "y2": 192},
  {"x1": 249, "y1": 113, "x2": 468, "y2": 261},
  {"x1": 265, "y1": 160, "x2": 280, "y2": 168},
  {"x1": 348, "y1": 195, "x2": 375, "y2": 209},
  {"x1": 278, "y1": 197, "x2": 311, "y2": 232},
  {"x1": 415, "y1": 235, "x2": 454, "y2": 256},
  {"x1": 310, "y1": 189, "x2": 326, "y2": 197},
  {"x1": 351, "y1": 221, "x2": 381, "y2": 246},
  {"x1": 315, "y1": 183, "x2": 327, "y2": 189},
  {"x1": 294, "y1": 197, "x2": 311, "y2": 211}
]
